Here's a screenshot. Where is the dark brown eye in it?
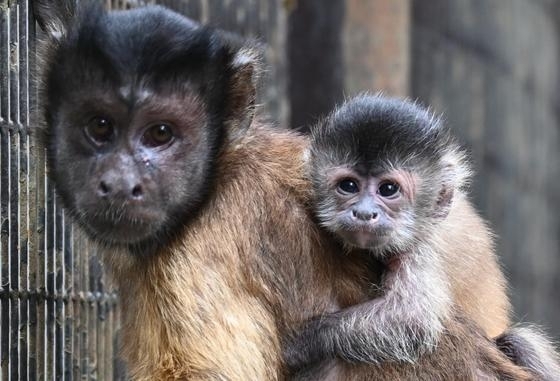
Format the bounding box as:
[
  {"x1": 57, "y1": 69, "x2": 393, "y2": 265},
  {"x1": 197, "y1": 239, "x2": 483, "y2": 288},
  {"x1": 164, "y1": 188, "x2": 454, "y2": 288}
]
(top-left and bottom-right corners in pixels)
[
  {"x1": 142, "y1": 124, "x2": 174, "y2": 147},
  {"x1": 85, "y1": 116, "x2": 114, "y2": 144},
  {"x1": 338, "y1": 179, "x2": 359, "y2": 194},
  {"x1": 378, "y1": 182, "x2": 400, "y2": 198}
]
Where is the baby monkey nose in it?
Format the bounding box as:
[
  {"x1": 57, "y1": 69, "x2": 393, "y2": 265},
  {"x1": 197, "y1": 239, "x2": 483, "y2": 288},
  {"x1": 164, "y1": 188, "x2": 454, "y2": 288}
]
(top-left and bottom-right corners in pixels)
[{"x1": 352, "y1": 209, "x2": 378, "y2": 221}]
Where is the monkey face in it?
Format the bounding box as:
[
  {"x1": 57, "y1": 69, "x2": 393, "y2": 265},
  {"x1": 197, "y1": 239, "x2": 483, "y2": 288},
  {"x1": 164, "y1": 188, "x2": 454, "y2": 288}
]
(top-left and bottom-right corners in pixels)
[
  {"x1": 315, "y1": 166, "x2": 419, "y2": 257},
  {"x1": 41, "y1": 5, "x2": 258, "y2": 250},
  {"x1": 310, "y1": 94, "x2": 467, "y2": 259},
  {"x1": 48, "y1": 88, "x2": 213, "y2": 246}
]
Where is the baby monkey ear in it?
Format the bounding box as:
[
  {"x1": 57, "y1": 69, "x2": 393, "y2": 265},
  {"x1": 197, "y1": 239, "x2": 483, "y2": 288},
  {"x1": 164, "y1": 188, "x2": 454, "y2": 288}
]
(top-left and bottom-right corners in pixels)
[
  {"x1": 433, "y1": 164, "x2": 456, "y2": 219},
  {"x1": 32, "y1": 0, "x2": 76, "y2": 40},
  {"x1": 225, "y1": 46, "x2": 262, "y2": 137},
  {"x1": 434, "y1": 181, "x2": 454, "y2": 219},
  {"x1": 432, "y1": 146, "x2": 472, "y2": 219}
]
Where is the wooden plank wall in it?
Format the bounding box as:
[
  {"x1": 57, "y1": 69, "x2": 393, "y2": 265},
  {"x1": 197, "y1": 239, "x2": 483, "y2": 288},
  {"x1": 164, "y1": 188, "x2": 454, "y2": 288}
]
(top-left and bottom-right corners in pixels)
[{"x1": 411, "y1": 0, "x2": 560, "y2": 338}]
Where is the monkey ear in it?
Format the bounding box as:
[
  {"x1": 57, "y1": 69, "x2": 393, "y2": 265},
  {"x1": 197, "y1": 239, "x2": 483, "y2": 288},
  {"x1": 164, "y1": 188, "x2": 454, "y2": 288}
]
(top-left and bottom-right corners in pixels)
[
  {"x1": 433, "y1": 183, "x2": 454, "y2": 219},
  {"x1": 32, "y1": 0, "x2": 75, "y2": 40},
  {"x1": 225, "y1": 46, "x2": 262, "y2": 137},
  {"x1": 432, "y1": 165, "x2": 456, "y2": 219},
  {"x1": 433, "y1": 149, "x2": 471, "y2": 219}
]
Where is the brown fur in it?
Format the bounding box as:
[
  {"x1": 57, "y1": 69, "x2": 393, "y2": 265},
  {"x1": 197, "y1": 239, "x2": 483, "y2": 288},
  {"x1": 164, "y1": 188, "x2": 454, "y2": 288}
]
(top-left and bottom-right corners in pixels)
[
  {"x1": 100, "y1": 121, "x2": 525, "y2": 380},
  {"x1": 102, "y1": 123, "x2": 338, "y2": 380},
  {"x1": 440, "y1": 195, "x2": 510, "y2": 338}
]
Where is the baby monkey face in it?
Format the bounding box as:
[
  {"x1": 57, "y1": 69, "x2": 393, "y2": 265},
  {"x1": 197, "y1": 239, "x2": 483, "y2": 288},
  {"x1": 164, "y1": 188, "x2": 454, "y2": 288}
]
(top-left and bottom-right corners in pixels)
[{"x1": 323, "y1": 166, "x2": 418, "y2": 253}]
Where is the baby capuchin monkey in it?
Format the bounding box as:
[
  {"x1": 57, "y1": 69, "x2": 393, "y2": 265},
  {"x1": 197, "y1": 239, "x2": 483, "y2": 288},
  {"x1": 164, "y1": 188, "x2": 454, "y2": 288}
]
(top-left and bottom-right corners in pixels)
[{"x1": 285, "y1": 95, "x2": 560, "y2": 380}]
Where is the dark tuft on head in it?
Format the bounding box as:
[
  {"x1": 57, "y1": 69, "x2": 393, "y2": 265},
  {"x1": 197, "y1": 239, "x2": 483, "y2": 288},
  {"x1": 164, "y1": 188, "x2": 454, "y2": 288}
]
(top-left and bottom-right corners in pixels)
[
  {"x1": 310, "y1": 94, "x2": 472, "y2": 212},
  {"x1": 311, "y1": 94, "x2": 458, "y2": 173},
  {"x1": 44, "y1": 4, "x2": 242, "y2": 120}
]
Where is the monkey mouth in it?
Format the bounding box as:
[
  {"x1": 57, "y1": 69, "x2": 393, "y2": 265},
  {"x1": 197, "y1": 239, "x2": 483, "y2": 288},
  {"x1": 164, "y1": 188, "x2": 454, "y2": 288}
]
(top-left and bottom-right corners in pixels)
[
  {"x1": 86, "y1": 218, "x2": 158, "y2": 244},
  {"x1": 339, "y1": 228, "x2": 391, "y2": 250},
  {"x1": 79, "y1": 207, "x2": 165, "y2": 245}
]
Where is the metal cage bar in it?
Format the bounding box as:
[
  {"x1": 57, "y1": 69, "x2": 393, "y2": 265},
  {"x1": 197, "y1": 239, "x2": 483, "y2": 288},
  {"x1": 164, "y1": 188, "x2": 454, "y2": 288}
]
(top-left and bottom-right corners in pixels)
[{"x1": 0, "y1": 0, "x2": 286, "y2": 379}]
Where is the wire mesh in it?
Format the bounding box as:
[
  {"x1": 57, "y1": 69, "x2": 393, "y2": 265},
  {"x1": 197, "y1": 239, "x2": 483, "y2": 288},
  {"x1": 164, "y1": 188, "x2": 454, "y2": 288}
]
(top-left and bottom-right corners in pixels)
[{"x1": 0, "y1": 0, "x2": 286, "y2": 379}]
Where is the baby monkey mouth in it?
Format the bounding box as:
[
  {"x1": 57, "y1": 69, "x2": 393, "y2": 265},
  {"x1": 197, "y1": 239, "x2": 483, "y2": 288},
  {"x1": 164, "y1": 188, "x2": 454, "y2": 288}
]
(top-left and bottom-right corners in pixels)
[{"x1": 339, "y1": 227, "x2": 391, "y2": 251}]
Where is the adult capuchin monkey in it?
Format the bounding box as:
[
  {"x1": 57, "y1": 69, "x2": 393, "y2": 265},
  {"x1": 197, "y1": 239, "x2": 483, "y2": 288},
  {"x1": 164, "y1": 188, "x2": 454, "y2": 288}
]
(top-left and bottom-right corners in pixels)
[
  {"x1": 33, "y1": 2, "x2": 547, "y2": 380},
  {"x1": 284, "y1": 95, "x2": 560, "y2": 380}
]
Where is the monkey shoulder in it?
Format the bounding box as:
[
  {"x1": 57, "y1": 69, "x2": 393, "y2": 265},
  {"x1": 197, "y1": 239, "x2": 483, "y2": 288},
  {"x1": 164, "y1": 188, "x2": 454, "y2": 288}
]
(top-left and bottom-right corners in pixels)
[
  {"x1": 436, "y1": 194, "x2": 510, "y2": 337},
  {"x1": 186, "y1": 121, "x2": 340, "y2": 320},
  {"x1": 219, "y1": 121, "x2": 313, "y2": 204}
]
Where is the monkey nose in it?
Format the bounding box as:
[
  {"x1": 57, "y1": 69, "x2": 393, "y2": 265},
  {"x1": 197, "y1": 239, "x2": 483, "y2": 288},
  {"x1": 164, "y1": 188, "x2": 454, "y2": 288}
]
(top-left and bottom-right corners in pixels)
[
  {"x1": 98, "y1": 181, "x2": 111, "y2": 196},
  {"x1": 131, "y1": 184, "x2": 143, "y2": 199},
  {"x1": 351, "y1": 209, "x2": 378, "y2": 221},
  {"x1": 97, "y1": 180, "x2": 144, "y2": 200}
]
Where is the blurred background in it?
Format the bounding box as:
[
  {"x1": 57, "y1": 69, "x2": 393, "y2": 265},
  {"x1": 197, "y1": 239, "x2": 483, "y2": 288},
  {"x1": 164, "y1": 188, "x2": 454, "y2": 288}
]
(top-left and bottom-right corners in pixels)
[{"x1": 0, "y1": 0, "x2": 558, "y2": 379}]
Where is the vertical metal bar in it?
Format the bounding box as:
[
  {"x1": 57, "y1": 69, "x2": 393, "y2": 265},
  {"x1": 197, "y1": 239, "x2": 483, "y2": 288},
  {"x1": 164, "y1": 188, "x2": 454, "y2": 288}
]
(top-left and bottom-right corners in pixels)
[
  {"x1": 0, "y1": 3, "x2": 9, "y2": 381},
  {"x1": 0, "y1": 128, "x2": 4, "y2": 381},
  {"x1": 0, "y1": 131, "x2": 8, "y2": 381},
  {"x1": 37, "y1": 149, "x2": 47, "y2": 381},
  {"x1": 106, "y1": 301, "x2": 113, "y2": 381},
  {"x1": 93, "y1": 255, "x2": 104, "y2": 380},
  {"x1": 55, "y1": 198, "x2": 64, "y2": 380},
  {"x1": 89, "y1": 294, "x2": 97, "y2": 380},
  {"x1": 8, "y1": 3, "x2": 21, "y2": 379},
  {"x1": 43, "y1": 168, "x2": 49, "y2": 380},
  {"x1": 27, "y1": 117, "x2": 38, "y2": 381},
  {"x1": 9, "y1": 131, "x2": 19, "y2": 381},
  {"x1": 18, "y1": 2, "x2": 32, "y2": 380},
  {"x1": 97, "y1": 266, "x2": 106, "y2": 381},
  {"x1": 37, "y1": 147, "x2": 50, "y2": 379},
  {"x1": 0, "y1": 123, "x2": 8, "y2": 381},
  {"x1": 86, "y1": 253, "x2": 96, "y2": 380},
  {"x1": 0, "y1": 1, "x2": 8, "y2": 122},
  {"x1": 27, "y1": 56, "x2": 37, "y2": 381},
  {"x1": 113, "y1": 304, "x2": 124, "y2": 381},
  {"x1": 64, "y1": 219, "x2": 73, "y2": 381},
  {"x1": 28, "y1": 4, "x2": 44, "y2": 380},
  {"x1": 80, "y1": 239, "x2": 89, "y2": 380},
  {"x1": 73, "y1": 230, "x2": 81, "y2": 381}
]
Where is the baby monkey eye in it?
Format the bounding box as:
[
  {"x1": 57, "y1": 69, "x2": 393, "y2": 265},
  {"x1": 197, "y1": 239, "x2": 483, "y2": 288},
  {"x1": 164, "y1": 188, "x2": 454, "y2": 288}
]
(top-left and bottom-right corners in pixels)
[
  {"x1": 378, "y1": 182, "x2": 400, "y2": 198},
  {"x1": 142, "y1": 124, "x2": 174, "y2": 147},
  {"x1": 85, "y1": 116, "x2": 114, "y2": 144},
  {"x1": 338, "y1": 179, "x2": 360, "y2": 194}
]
